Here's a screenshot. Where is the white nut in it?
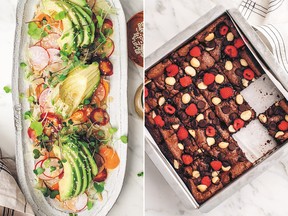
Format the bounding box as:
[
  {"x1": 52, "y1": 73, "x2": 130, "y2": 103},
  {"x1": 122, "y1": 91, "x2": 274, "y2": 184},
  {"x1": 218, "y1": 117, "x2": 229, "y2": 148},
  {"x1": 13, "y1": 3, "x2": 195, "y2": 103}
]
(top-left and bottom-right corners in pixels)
[
  {"x1": 185, "y1": 66, "x2": 196, "y2": 77},
  {"x1": 235, "y1": 94, "x2": 244, "y2": 105},
  {"x1": 197, "y1": 82, "x2": 207, "y2": 90},
  {"x1": 226, "y1": 32, "x2": 234, "y2": 41},
  {"x1": 182, "y1": 93, "x2": 191, "y2": 104},
  {"x1": 165, "y1": 77, "x2": 176, "y2": 86},
  {"x1": 192, "y1": 170, "x2": 200, "y2": 178},
  {"x1": 197, "y1": 149, "x2": 203, "y2": 153},
  {"x1": 242, "y1": 78, "x2": 249, "y2": 87},
  {"x1": 275, "y1": 131, "x2": 284, "y2": 138},
  {"x1": 205, "y1": 33, "x2": 215, "y2": 41},
  {"x1": 225, "y1": 61, "x2": 233, "y2": 70},
  {"x1": 215, "y1": 74, "x2": 225, "y2": 84},
  {"x1": 197, "y1": 184, "x2": 208, "y2": 192},
  {"x1": 240, "y1": 110, "x2": 252, "y2": 121},
  {"x1": 196, "y1": 114, "x2": 204, "y2": 122},
  {"x1": 158, "y1": 96, "x2": 166, "y2": 106},
  {"x1": 222, "y1": 165, "x2": 231, "y2": 172},
  {"x1": 212, "y1": 171, "x2": 219, "y2": 177},
  {"x1": 258, "y1": 114, "x2": 267, "y2": 123},
  {"x1": 228, "y1": 125, "x2": 236, "y2": 133},
  {"x1": 172, "y1": 124, "x2": 180, "y2": 130},
  {"x1": 189, "y1": 129, "x2": 196, "y2": 138},
  {"x1": 219, "y1": 141, "x2": 229, "y2": 149},
  {"x1": 174, "y1": 160, "x2": 180, "y2": 169},
  {"x1": 240, "y1": 59, "x2": 248, "y2": 66},
  {"x1": 206, "y1": 47, "x2": 215, "y2": 51},
  {"x1": 207, "y1": 137, "x2": 215, "y2": 146},
  {"x1": 285, "y1": 115, "x2": 288, "y2": 122},
  {"x1": 212, "y1": 176, "x2": 220, "y2": 184},
  {"x1": 190, "y1": 58, "x2": 200, "y2": 68},
  {"x1": 152, "y1": 111, "x2": 156, "y2": 118},
  {"x1": 212, "y1": 97, "x2": 222, "y2": 105},
  {"x1": 178, "y1": 143, "x2": 184, "y2": 150}
]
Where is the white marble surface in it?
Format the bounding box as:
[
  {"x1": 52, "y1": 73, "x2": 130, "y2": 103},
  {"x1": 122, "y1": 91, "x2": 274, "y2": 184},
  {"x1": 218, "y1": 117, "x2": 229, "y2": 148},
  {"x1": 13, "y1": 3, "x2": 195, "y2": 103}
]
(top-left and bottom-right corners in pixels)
[
  {"x1": 0, "y1": 0, "x2": 143, "y2": 215},
  {"x1": 145, "y1": 0, "x2": 288, "y2": 215}
]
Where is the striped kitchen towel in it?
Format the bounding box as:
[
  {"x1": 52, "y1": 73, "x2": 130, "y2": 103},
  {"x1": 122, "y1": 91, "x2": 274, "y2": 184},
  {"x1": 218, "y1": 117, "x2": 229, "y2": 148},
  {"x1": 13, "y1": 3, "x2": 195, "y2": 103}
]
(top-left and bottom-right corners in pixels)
[
  {"x1": 239, "y1": 0, "x2": 288, "y2": 73},
  {"x1": 0, "y1": 149, "x2": 34, "y2": 216}
]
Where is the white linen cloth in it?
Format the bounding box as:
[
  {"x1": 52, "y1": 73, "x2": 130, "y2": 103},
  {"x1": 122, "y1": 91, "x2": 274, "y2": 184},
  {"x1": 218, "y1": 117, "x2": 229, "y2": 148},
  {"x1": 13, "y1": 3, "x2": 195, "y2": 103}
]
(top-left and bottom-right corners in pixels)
[
  {"x1": 0, "y1": 149, "x2": 34, "y2": 216},
  {"x1": 239, "y1": 0, "x2": 288, "y2": 73}
]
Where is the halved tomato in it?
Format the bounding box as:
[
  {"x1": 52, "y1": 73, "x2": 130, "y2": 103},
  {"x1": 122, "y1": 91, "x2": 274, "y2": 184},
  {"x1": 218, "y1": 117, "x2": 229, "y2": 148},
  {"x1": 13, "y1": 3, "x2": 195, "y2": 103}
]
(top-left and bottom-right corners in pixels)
[
  {"x1": 90, "y1": 108, "x2": 110, "y2": 126},
  {"x1": 70, "y1": 109, "x2": 88, "y2": 124},
  {"x1": 96, "y1": 38, "x2": 115, "y2": 58},
  {"x1": 99, "y1": 146, "x2": 120, "y2": 170}
]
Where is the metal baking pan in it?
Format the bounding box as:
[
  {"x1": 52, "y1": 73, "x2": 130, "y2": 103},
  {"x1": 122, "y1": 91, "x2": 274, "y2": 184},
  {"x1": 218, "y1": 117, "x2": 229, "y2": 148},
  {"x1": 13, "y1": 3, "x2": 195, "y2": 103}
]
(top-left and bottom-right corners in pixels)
[
  {"x1": 145, "y1": 5, "x2": 288, "y2": 212},
  {"x1": 12, "y1": 0, "x2": 128, "y2": 215}
]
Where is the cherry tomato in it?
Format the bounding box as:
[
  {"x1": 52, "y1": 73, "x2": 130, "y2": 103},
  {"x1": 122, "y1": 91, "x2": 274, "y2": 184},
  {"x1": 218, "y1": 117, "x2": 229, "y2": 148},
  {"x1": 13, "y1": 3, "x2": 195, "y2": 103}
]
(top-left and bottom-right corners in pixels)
[
  {"x1": 93, "y1": 168, "x2": 108, "y2": 182},
  {"x1": 70, "y1": 110, "x2": 88, "y2": 123},
  {"x1": 90, "y1": 108, "x2": 110, "y2": 126},
  {"x1": 99, "y1": 146, "x2": 120, "y2": 169}
]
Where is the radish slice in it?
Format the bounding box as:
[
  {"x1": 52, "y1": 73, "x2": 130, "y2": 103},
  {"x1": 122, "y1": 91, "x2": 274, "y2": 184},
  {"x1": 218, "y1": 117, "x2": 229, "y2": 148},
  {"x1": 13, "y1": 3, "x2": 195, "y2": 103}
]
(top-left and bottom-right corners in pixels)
[
  {"x1": 34, "y1": 160, "x2": 53, "y2": 180},
  {"x1": 47, "y1": 48, "x2": 64, "y2": 72},
  {"x1": 28, "y1": 46, "x2": 49, "y2": 71},
  {"x1": 41, "y1": 33, "x2": 60, "y2": 49},
  {"x1": 65, "y1": 193, "x2": 88, "y2": 212},
  {"x1": 39, "y1": 88, "x2": 53, "y2": 112},
  {"x1": 41, "y1": 157, "x2": 63, "y2": 178}
]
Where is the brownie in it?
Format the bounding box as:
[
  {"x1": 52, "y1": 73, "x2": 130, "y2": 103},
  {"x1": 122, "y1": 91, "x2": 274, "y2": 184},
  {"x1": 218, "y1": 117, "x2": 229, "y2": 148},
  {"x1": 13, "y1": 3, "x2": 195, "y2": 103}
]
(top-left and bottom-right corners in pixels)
[
  {"x1": 145, "y1": 80, "x2": 167, "y2": 113},
  {"x1": 214, "y1": 94, "x2": 256, "y2": 133},
  {"x1": 258, "y1": 99, "x2": 288, "y2": 144}
]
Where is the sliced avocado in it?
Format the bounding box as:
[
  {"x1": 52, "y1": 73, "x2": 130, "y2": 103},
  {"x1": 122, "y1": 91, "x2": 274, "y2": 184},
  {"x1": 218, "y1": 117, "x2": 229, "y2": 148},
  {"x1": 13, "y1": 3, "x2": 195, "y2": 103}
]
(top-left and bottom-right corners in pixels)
[
  {"x1": 80, "y1": 150, "x2": 92, "y2": 186},
  {"x1": 81, "y1": 145, "x2": 98, "y2": 176},
  {"x1": 42, "y1": 0, "x2": 76, "y2": 54},
  {"x1": 53, "y1": 145, "x2": 76, "y2": 201},
  {"x1": 67, "y1": 0, "x2": 88, "y2": 8}
]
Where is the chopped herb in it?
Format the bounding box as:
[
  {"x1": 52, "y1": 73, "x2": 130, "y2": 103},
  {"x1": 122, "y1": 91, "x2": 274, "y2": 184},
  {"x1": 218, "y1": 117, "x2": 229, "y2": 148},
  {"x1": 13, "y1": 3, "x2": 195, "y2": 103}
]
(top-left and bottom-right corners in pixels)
[
  {"x1": 109, "y1": 127, "x2": 118, "y2": 135},
  {"x1": 28, "y1": 22, "x2": 48, "y2": 40},
  {"x1": 33, "y1": 149, "x2": 41, "y2": 159},
  {"x1": 68, "y1": 119, "x2": 73, "y2": 125},
  {"x1": 83, "y1": 99, "x2": 90, "y2": 105},
  {"x1": 98, "y1": 32, "x2": 106, "y2": 44},
  {"x1": 28, "y1": 96, "x2": 35, "y2": 103},
  {"x1": 54, "y1": 11, "x2": 67, "y2": 21},
  {"x1": 58, "y1": 74, "x2": 67, "y2": 81},
  {"x1": 94, "y1": 182, "x2": 105, "y2": 193},
  {"x1": 87, "y1": 201, "x2": 93, "y2": 210},
  {"x1": 61, "y1": 159, "x2": 67, "y2": 163},
  {"x1": 33, "y1": 167, "x2": 45, "y2": 175},
  {"x1": 50, "y1": 190, "x2": 59, "y2": 199},
  {"x1": 120, "y1": 135, "x2": 128, "y2": 144},
  {"x1": 69, "y1": 213, "x2": 78, "y2": 216},
  {"x1": 19, "y1": 93, "x2": 25, "y2": 100},
  {"x1": 39, "y1": 187, "x2": 50, "y2": 197},
  {"x1": 137, "y1": 171, "x2": 144, "y2": 177},
  {"x1": 96, "y1": 15, "x2": 104, "y2": 29},
  {"x1": 3, "y1": 86, "x2": 11, "y2": 93},
  {"x1": 50, "y1": 166, "x2": 56, "y2": 172},
  {"x1": 30, "y1": 121, "x2": 43, "y2": 136},
  {"x1": 20, "y1": 62, "x2": 27, "y2": 68},
  {"x1": 46, "y1": 24, "x2": 51, "y2": 30},
  {"x1": 24, "y1": 111, "x2": 33, "y2": 120}
]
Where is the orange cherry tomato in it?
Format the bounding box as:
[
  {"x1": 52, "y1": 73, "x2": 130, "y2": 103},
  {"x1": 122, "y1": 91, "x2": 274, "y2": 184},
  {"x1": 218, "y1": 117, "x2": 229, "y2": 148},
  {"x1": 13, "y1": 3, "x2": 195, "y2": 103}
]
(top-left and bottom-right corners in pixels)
[
  {"x1": 51, "y1": 182, "x2": 59, "y2": 190},
  {"x1": 99, "y1": 146, "x2": 120, "y2": 170},
  {"x1": 70, "y1": 110, "x2": 88, "y2": 123}
]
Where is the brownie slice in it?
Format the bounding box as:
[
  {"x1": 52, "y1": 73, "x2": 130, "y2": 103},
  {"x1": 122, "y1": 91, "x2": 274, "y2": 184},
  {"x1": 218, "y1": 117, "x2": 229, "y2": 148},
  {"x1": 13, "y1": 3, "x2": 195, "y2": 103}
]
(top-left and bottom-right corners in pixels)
[
  {"x1": 214, "y1": 94, "x2": 256, "y2": 133},
  {"x1": 258, "y1": 99, "x2": 288, "y2": 144},
  {"x1": 145, "y1": 80, "x2": 167, "y2": 113}
]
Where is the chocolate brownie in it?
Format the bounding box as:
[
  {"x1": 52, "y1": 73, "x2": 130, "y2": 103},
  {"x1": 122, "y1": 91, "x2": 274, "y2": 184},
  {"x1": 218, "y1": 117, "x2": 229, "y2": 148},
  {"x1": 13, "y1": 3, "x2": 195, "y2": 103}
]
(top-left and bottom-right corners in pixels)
[
  {"x1": 214, "y1": 94, "x2": 256, "y2": 133},
  {"x1": 258, "y1": 99, "x2": 288, "y2": 144},
  {"x1": 145, "y1": 80, "x2": 167, "y2": 113}
]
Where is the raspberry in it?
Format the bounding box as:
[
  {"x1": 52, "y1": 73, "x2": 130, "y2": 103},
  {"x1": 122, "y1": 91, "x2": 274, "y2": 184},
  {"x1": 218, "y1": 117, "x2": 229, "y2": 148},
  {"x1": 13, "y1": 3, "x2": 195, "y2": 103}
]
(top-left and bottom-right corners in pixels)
[
  {"x1": 177, "y1": 126, "x2": 188, "y2": 140},
  {"x1": 243, "y1": 68, "x2": 255, "y2": 80},
  {"x1": 219, "y1": 25, "x2": 229, "y2": 36},
  {"x1": 154, "y1": 115, "x2": 165, "y2": 127},
  {"x1": 185, "y1": 103, "x2": 198, "y2": 116},
  {"x1": 182, "y1": 154, "x2": 193, "y2": 165},
  {"x1": 144, "y1": 87, "x2": 148, "y2": 98},
  {"x1": 180, "y1": 76, "x2": 192, "y2": 87},
  {"x1": 219, "y1": 87, "x2": 234, "y2": 99},
  {"x1": 201, "y1": 176, "x2": 211, "y2": 187},
  {"x1": 206, "y1": 126, "x2": 216, "y2": 137},
  {"x1": 234, "y1": 38, "x2": 245, "y2": 48},
  {"x1": 224, "y1": 45, "x2": 238, "y2": 58},
  {"x1": 233, "y1": 118, "x2": 245, "y2": 131},
  {"x1": 203, "y1": 73, "x2": 215, "y2": 86},
  {"x1": 278, "y1": 120, "x2": 288, "y2": 131},
  {"x1": 210, "y1": 161, "x2": 222, "y2": 171},
  {"x1": 189, "y1": 46, "x2": 201, "y2": 57},
  {"x1": 166, "y1": 64, "x2": 179, "y2": 77},
  {"x1": 164, "y1": 104, "x2": 176, "y2": 115}
]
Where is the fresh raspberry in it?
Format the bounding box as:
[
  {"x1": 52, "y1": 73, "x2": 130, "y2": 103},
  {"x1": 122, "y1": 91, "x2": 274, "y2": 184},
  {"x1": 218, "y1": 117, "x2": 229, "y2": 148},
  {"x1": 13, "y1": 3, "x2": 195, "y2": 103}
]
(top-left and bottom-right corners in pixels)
[
  {"x1": 180, "y1": 76, "x2": 192, "y2": 87},
  {"x1": 166, "y1": 64, "x2": 179, "y2": 77},
  {"x1": 203, "y1": 73, "x2": 215, "y2": 86},
  {"x1": 185, "y1": 103, "x2": 198, "y2": 116},
  {"x1": 210, "y1": 161, "x2": 222, "y2": 171},
  {"x1": 234, "y1": 38, "x2": 245, "y2": 48},
  {"x1": 233, "y1": 118, "x2": 245, "y2": 130},
  {"x1": 224, "y1": 45, "x2": 238, "y2": 58},
  {"x1": 177, "y1": 126, "x2": 188, "y2": 140},
  {"x1": 164, "y1": 104, "x2": 176, "y2": 115},
  {"x1": 154, "y1": 115, "x2": 165, "y2": 127},
  {"x1": 189, "y1": 46, "x2": 201, "y2": 57},
  {"x1": 278, "y1": 120, "x2": 288, "y2": 131},
  {"x1": 182, "y1": 154, "x2": 193, "y2": 165},
  {"x1": 201, "y1": 176, "x2": 211, "y2": 187},
  {"x1": 219, "y1": 87, "x2": 234, "y2": 99},
  {"x1": 144, "y1": 87, "x2": 148, "y2": 98},
  {"x1": 219, "y1": 25, "x2": 229, "y2": 36},
  {"x1": 243, "y1": 69, "x2": 255, "y2": 80},
  {"x1": 206, "y1": 126, "x2": 216, "y2": 137}
]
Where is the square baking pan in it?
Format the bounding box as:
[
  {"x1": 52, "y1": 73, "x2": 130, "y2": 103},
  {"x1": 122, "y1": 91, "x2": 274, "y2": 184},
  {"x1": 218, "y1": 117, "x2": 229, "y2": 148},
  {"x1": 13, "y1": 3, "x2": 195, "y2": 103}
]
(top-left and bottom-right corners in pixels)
[{"x1": 145, "y1": 5, "x2": 288, "y2": 212}]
